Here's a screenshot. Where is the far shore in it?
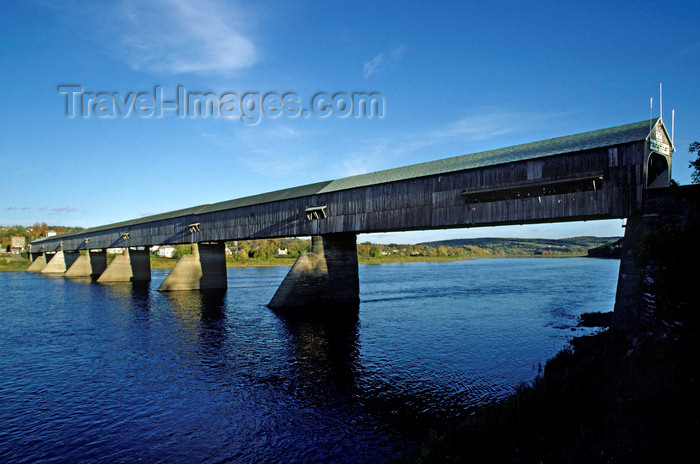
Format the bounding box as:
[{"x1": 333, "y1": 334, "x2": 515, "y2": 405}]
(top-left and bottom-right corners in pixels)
[{"x1": 1, "y1": 252, "x2": 606, "y2": 272}]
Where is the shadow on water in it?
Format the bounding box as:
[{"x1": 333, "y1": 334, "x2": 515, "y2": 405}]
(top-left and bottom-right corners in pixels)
[
  {"x1": 63, "y1": 275, "x2": 93, "y2": 284},
  {"x1": 273, "y1": 303, "x2": 361, "y2": 392},
  {"x1": 97, "y1": 281, "x2": 153, "y2": 321},
  {"x1": 161, "y1": 289, "x2": 229, "y2": 354},
  {"x1": 271, "y1": 303, "x2": 460, "y2": 451},
  {"x1": 162, "y1": 289, "x2": 227, "y2": 321},
  {"x1": 98, "y1": 280, "x2": 151, "y2": 299}
]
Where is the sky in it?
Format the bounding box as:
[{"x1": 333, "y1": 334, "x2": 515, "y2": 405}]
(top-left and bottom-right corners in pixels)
[{"x1": 1, "y1": 0, "x2": 698, "y2": 243}]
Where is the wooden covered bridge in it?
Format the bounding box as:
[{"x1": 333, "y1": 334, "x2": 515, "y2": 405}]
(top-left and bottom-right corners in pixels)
[{"x1": 28, "y1": 118, "x2": 673, "y2": 322}]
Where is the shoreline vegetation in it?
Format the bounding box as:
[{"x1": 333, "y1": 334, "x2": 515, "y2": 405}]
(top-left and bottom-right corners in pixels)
[{"x1": 1, "y1": 236, "x2": 621, "y2": 271}]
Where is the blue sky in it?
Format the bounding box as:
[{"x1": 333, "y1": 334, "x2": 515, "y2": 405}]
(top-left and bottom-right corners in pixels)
[{"x1": 1, "y1": 0, "x2": 698, "y2": 243}]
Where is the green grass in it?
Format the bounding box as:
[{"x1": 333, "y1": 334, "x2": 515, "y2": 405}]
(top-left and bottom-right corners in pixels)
[
  {"x1": 226, "y1": 257, "x2": 297, "y2": 267},
  {"x1": 149, "y1": 256, "x2": 299, "y2": 268},
  {"x1": 358, "y1": 255, "x2": 475, "y2": 265},
  {"x1": 0, "y1": 257, "x2": 30, "y2": 271},
  {"x1": 1, "y1": 246, "x2": 601, "y2": 273}
]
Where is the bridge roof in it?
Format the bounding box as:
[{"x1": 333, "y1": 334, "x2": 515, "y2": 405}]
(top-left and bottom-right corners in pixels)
[
  {"x1": 201, "y1": 118, "x2": 659, "y2": 213},
  {"x1": 314, "y1": 118, "x2": 660, "y2": 193},
  {"x1": 32, "y1": 118, "x2": 659, "y2": 243}
]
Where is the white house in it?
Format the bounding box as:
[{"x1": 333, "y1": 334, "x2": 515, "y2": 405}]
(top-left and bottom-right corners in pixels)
[{"x1": 155, "y1": 245, "x2": 176, "y2": 258}]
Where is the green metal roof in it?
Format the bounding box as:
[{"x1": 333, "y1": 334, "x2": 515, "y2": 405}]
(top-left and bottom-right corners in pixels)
[
  {"x1": 31, "y1": 204, "x2": 211, "y2": 243},
  {"x1": 201, "y1": 180, "x2": 333, "y2": 213},
  {"x1": 202, "y1": 118, "x2": 658, "y2": 213},
  {"x1": 32, "y1": 119, "x2": 658, "y2": 243},
  {"x1": 316, "y1": 118, "x2": 660, "y2": 193}
]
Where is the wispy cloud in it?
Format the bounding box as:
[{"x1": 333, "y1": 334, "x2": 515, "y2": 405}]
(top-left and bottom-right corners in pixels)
[
  {"x1": 432, "y1": 110, "x2": 561, "y2": 140},
  {"x1": 333, "y1": 135, "x2": 432, "y2": 178},
  {"x1": 5, "y1": 206, "x2": 78, "y2": 214},
  {"x1": 115, "y1": 0, "x2": 257, "y2": 75},
  {"x1": 203, "y1": 124, "x2": 312, "y2": 178},
  {"x1": 335, "y1": 109, "x2": 569, "y2": 177},
  {"x1": 50, "y1": 206, "x2": 78, "y2": 214},
  {"x1": 363, "y1": 54, "x2": 385, "y2": 78},
  {"x1": 337, "y1": 140, "x2": 393, "y2": 177},
  {"x1": 363, "y1": 45, "x2": 406, "y2": 78},
  {"x1": 236, "y1": 129, "x2": 311, "y2": 177}
]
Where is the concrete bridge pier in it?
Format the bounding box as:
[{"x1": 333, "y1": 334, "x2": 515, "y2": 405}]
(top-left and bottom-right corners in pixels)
[
  {"x1": 65, "y1": 249, "x2": 107, "y2": 278},
  {"x1": 97, "y1": 248, "x2": 151, "y2": 282},
  {"x1": 41, "y1": 251, "x2": 80, "y2": 274},
  {"x1": 27, "y1": 252, "x2": 48, "y2": 272},
  {"x1": 158, "y1": 242, "x2": 228, "y2": 291},
  {"x1": 613, "y1": 215, "x2": 644, "y2": 331},
  {"x1": 613, "y1": 185, "x2": 700, "y2": 331},
  {"x1": 268, "y1": 233, "x2": 360, "y2": 310}
]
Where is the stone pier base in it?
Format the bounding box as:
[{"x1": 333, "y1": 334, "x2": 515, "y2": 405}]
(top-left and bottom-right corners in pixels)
[
  {"x1": 65, "y1": 250, "x2": 107, "y2": 278},
  {"x1": 268, "y1": 233, "x2": 359, "y2": 309},
  {"x1": 27, "y1": 253, "x2": 48, "y2": 272},
  {"x1": 41, "y1": 251, "x2": 80, "y2": 274},
  {"x1": 158, "y1": 242, "x2": 228, "y2": 291},
  {"x1": 97, "y1": 248, "x2": 151, "y2": 282}
]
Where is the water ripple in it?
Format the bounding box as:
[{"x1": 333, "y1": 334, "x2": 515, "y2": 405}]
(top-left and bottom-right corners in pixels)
[{"x1": 0, "y1": 258, "x2": 619, "y2": 463}]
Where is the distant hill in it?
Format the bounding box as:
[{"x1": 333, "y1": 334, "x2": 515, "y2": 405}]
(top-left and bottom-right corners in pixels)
[{"x1": 419, "y1": 236, "x2": 622, "y2": 257}]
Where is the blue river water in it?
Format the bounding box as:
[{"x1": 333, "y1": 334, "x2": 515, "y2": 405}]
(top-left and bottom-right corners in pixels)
[{"x1": 0, "y1": 257, "x2": 619, "y2": 463}]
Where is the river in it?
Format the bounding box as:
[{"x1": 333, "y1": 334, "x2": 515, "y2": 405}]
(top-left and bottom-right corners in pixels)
[{"x1": 0, "y1": 257, "x2": 619, "y2": 463}]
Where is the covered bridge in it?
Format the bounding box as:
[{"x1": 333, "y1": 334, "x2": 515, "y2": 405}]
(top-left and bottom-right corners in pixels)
[{"x1": 28, "y1": 118, "x2": 673, "y2": 312}]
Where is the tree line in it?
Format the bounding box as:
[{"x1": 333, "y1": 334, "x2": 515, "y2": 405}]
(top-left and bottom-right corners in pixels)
[{"x1": 0, "y1": 223, "x2": 85, "y2": 251}]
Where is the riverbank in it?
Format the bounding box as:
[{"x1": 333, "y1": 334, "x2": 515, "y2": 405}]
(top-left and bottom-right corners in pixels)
[
  {"x1": 150, "y1": 253, "x2": 589, "y2": 268},
  {"x1": 2, "y1": 236, "x2": 618, "y2": 272},
  {"x1": 392, "y1": 317, "x2": 698, "y2": 463},
  {"x1": 3, "y1": 253, "x2": 593, "y2": 272},
  {"x1": 0, "y1": 256, "x2": 30, "y2": 271}
]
